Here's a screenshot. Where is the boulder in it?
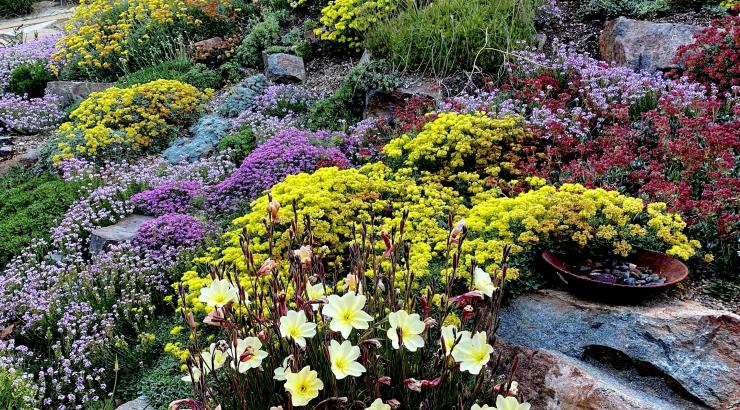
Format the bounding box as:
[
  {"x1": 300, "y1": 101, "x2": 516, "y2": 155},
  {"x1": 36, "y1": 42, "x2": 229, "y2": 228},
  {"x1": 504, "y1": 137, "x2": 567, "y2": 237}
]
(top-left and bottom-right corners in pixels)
[
  {"x1": 497, "y1": 290, "x2": 740, "y2": 409},
  {"x1": 116, "y1": 396, "x2": 154, "y2": 410},
  {"x1": 163, "y1": 114, "x2": 230, "y2": 164},
  {"x1": 19, "y1": 147, "x2": 40, "y2": 165},
  {"x1": 498, "y1": 344, "x2": 697, "y2": 409},
  {"x1": 89, "y1": 215, "x2": 154, "y2": 255},
  {"x1": 193, "y1": 37, "x2": 224, "y2": 54},
  {"x1": 599, "y1": 17, "x2": 702, "y2": 72},
  {"x1": 263, "y1": 52, "x2": 306, "y2": 83},
  {"x1": 45, "y1": 81, "x2": 113, "y2": 106}
]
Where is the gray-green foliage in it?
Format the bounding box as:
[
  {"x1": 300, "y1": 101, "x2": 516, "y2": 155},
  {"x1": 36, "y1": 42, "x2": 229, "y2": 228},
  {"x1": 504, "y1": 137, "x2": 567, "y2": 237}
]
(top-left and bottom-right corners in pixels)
[
  {"x1": 115, "y1": 58, "x2": 221, "y2": 90},
  {"x1": 366, "y1": 0, "x2": 537, "y2": 76},
  {"x1": 217, "y1": 74, "x2": 269, "y2": 118},
  {"x1": 236, "y1": 10, "x2": 285, "y2": 67},
  {"x1": 139, "y1": 355, "x2": 191, "y2": 410},
  {"x1": 577, "y1": 0, "x2": 721, "y2": 18}
]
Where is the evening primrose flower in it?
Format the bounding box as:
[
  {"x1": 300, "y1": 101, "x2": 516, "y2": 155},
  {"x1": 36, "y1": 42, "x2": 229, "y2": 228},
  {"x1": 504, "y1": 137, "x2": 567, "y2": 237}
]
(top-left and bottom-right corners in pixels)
[
  {"x1": 284, "y1": 366, "x2": 324, "y2": 407},
  {"x1": 306, "y1": 283, "x2": 325, "y2": 310},
  {"x1": 441, "y1": 325, "x2": 471, "y2": 356},
  {"x1": 323, "y1": 293, "x2": 373, "y2": 339},
  {"x1": 452, "y1": 331, "x2": 494, "y2": 375},
  {"x1": 328, "y1": 340, "x2": 366, "y2": 379},
  {"x1": 180, "y1": 366, "x2": 202, "y2": 382},
  {"x1": 280, "y1": 310, "x2": 317, "y2": 347},
  {"x1": 471, "y1": 405, "x2": 492, "y2": 410},
  {"x1": 198, "y1": 279, "x2": 238, "y2": 308},
  {"x1": 273, "y1": 356, "x2": 293, "y2": 381},
  {"x1": 201, "y1": 343, "x2": 227, "y2": 371},
  {"x1": 387, "y1": 310, "x2": 425, "y2": 351},
  {"x1": 492, "y1": 395, "x2": 531, "y2": 410},
  {"x1": 473, "y1": 267, "x2": 496, "y2": 297},
  {"x1": 366, "y1": 398, "x2": 391, "y2": 410},
  {"x1": 231, "y1": 337, "x2": 269, "y2": 373}
]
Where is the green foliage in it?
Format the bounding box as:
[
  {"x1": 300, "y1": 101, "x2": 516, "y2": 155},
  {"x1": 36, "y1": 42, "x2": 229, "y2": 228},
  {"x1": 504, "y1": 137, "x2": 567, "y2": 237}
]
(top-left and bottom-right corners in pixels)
[
  {"x1": 7, "y1": 62, "x2": 53, "y2": 98},
  {"x1": 628, "y1": 91, "x2": 659, "y2": 122},
  {"x1": 366, "y1": 0, "x2": 537, "y2": 76},
  {"x1": 115, "y1": 59, "x2": 221, "y2": 90},
  {"x1": 306, "y1": 61, "x2": 399, "y2": 130},
  {"x1": 577, "y1": 0, "x2": 718, "y2": 18},
  {"x1": 0, "y1": 365, "x2": 39, "y2": 410},
  {"x1": 217, "y1": 126, "x2": 257, "y2": 164},
  {"x1": 236, "y1": 10, "x2": 285, "y2": 67},
  {"x1": 139, "y1": 355, "x2": 191, "y2": 409},
  {"x1": 704, "y1": 278, "x2": 740, "y2": 302},
  {"x1": 0, "y1": 167, "x2": 81, "y2": 267},
  {"x1": 0, "y1": 0, "x2": 33, "y2": 17}
]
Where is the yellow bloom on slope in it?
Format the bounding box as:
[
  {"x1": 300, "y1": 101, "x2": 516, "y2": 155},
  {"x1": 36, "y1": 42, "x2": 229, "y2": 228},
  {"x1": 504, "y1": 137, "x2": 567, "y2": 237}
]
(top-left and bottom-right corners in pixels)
[
  {"x1": 231, "y1": 337, "x2": 269, "y2": 373},
  {"x1": 493, "y1": 395, "x2": 531, "y2": 410},
  {"x1": 323, "y1": 293, "x2": 373, "y2": 339},
  {"x1": 280, "y1": 310, "x2": 317, "y2": 347},
  {"x1": 198, "y1": 279, "x2": 238, "y2": 308},
  {"x1": 366, "y1": 398, "x2": 391, "y2": 410},
  {"x1": 452, "y1": 331, "x2": 493, "y2": 375},
  {"x1": 201, "y1": 343, "x2": 227, "y2": 372},
  {"x1": 441, "y1": 325, "x2": 471, "y2": 356},
  {"x1": 387, "y1": 310, "x2": 425, "y2": 351},
  {"x1": 328, "y1": 340, "x2": 366, "y2": 379},
  {"x1": 284, "y1": 366, "x2": 324, "y2": 407},
  {"x1": 473, "y1": 267, "x2": 496, "y2": 297}
]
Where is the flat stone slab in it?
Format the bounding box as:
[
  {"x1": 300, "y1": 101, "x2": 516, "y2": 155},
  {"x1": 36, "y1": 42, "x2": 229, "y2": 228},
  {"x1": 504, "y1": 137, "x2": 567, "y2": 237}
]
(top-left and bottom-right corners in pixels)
[
  {"x1": 89, "y1": 215, "x2": 154, "y2": 255},
  {"x1": 498, "y1": 290, "x2": 740, "y2": 409}
]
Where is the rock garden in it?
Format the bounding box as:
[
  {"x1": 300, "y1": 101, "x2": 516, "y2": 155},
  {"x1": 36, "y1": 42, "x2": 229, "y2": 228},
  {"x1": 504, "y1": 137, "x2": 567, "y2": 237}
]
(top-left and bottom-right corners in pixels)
[{"x1": 0, "y1": 0, "x2": 738, "y2": 408}]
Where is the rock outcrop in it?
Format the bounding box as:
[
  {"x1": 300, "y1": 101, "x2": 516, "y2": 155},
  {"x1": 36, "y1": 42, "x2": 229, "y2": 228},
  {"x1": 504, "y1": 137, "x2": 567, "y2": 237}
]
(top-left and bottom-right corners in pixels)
[
  {"x1": 89, "y1": 215, "x2": 154, "y2": 255},
  {"x1": 263, "y1": 52, "x2": 305, "y2": 83}
]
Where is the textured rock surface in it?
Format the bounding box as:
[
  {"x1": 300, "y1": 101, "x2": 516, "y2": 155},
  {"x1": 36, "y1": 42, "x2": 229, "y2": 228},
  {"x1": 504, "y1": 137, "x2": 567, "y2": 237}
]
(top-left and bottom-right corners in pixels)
[
  {"x1": 116, "y1": 396, "x2": 154, "y2": 410},
  {"x1": 263, "y1": 52, "x2": 306, "y2": 83},
  {"x1": 163, "y1": 114, "x2": 230, "y2": 164},
  {"x1": 599, "y1": 17, "x2": 702, "y2": 72},
  {"x1": 497, "y1": 290, "x2": 740, "y2": 409},
  {"x1": 364, "y1": 82, "x2": 439, "y2": 119},
  {"x1": 44, "y1": 81, "x2": 113, "y2": 106},
  {"x1": 89, "y1": 215, "x2": 154, "y2": 255}
]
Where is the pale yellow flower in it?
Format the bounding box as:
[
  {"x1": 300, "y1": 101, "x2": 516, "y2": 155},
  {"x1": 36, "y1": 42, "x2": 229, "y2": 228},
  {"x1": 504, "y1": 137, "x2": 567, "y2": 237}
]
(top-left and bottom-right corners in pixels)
[
  {"x1": 306, "y1": 283, "x2": 325, "y2": 311},
  {"x1": 273, "y1": 356, "x2": 293, "y2": 381},
  {"x1": 323, "y1": 293, "x2": 373, "y2": 339},
  {"x1": 280, "y1": 310, "x2": 317, "y2": 347},
  {"x1": 471, "y1": 405, "x2": 492, "y2": 410},
  {"x1": 387, "y1": 310, "x2": 425, "y2": 351},
  {"x1": 366, "y1": 398, "x2": 391, "y2": 410},
  {"x1": 441, "y1": 325, "x2": 471, "y2": 356},
  {"x1": 328, "y1": 340, "x2": 366, "y2": 379},
  {"x1": 284, "y1": 365, "x2": 324, "y2": 407},
  {"x1": 493, "y1": 395, "x2": 531, "y2": 410},
  {"x1": 198, "y1": 279, "x2": 238, "y2": 308},
  {"x1": 180, "y1": 366, "x2": 201, "y2": 383},
  {"x1": 231, "y1": 337, "x2": 269, "y2": 373},
  {"x1": 201, "y1": 343, "x2": 227, "y2": 372},
  {"x1": 473, "y1": 267, "x2": 496, "y2": 297},
  {"x1": 452, "y1": 331, "x2": 493, "y2": 374}
]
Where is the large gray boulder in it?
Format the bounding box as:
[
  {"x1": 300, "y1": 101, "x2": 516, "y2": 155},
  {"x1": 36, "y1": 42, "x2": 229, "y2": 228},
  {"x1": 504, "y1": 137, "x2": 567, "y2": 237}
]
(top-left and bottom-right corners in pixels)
[
  {"x1": 497, "y1": 290, "x2": 740, "y2": 409},
  {"x1": 599, "y1": 17, "x2": 702, "y2": 72},
  {"x1": 89, "y1": 215, "x2": 154, "y2": 255},
  {"x1": 263, "y1": 52, "x2": 305, "y2": 83},
  {"x1": 44, "y1": 81, "x2": 113, "y2": 106}
]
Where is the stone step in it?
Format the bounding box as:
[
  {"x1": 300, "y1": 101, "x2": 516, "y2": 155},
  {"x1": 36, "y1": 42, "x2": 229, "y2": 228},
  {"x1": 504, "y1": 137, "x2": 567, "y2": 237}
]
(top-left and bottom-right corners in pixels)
[
  {"x1": 0, "y1": 145, "x2": 13, "y2": 157},
  {"x1": 89, "y1": 214, "x2": 154, "y2": 255}
]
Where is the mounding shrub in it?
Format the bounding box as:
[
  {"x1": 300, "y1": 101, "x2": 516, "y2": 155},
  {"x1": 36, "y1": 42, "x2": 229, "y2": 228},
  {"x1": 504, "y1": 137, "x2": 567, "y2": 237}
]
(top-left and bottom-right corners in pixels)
[
  {"x1": 7, "y1": 62, "x2": 53, "y2": 98},
  {"x1": 366, "y1": 0, "x2": 538, "y2": 75},
  {"x1": 115, "y1": 59, "x2": 221, "y2": 91},
  {"x1": 47, "y1": 79, "x2": 211, "y2": 164}
]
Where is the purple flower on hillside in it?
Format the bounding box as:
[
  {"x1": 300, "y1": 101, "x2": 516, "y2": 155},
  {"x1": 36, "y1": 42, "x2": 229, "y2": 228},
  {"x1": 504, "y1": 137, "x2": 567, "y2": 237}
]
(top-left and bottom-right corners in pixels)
[
  {"x1": 0, "y1": 94, "x2": 64, "y2": 134},
  {"x1": 134, "y1": 213, "x2": 206, "y2": 254},
  {"x1": 0, "y1": 34, "x2": 61, "y2": 92},
  {"x1": 130, "y1": 180, "x2": 203, "y2": 216},
  {"x1": 207, "y1": 128, "x2": 351, "y2": 212}
]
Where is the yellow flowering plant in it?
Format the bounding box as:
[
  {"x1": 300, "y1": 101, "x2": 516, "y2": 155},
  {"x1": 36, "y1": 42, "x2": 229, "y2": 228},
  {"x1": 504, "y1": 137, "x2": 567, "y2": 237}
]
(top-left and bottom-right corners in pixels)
[
  {"x1": 52, "y1": 0, "x2": 246, "y2": 79},
  {"x1": 171, "y1": 206, "x2": 529, "y2": 409},
  {"x1": 48, "y1": 79, "x2": 211, "y2": 164},
  {"x1": 464, "y1": 183, "x2": 701, "y2": 291},
  {"x1": 314, "y1": 0, "x2": 401, "y2": 49},
  {"x1": 384, "y1": 112, "x2": 537, "y2": 198}
]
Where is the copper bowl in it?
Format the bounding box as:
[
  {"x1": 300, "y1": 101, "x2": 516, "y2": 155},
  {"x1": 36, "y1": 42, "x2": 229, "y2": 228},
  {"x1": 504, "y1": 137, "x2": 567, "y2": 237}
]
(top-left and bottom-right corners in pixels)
[{"x1": 542, "y1": 249, "x2": 689, "y2": 295}]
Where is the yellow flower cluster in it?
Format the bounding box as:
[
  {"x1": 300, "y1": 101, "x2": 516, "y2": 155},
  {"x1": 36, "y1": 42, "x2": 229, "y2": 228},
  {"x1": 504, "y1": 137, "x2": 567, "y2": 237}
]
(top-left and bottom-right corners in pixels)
[
  {"x1": 314, "y1": 0, "x2": 400, "y2": 49},
  {"x1": 464, "y1": 184, "x2": 700, "y2": 277},
  {"x1": 52, "y1": 0, "x2": 233, "y2": 74},
  {"x1": 384, "y1": 112, "x2": 534, "y2": 197},
  {"x1": 177, "y1": 163, "x2": 465, "y2": 312},
  {"x1": 52, "y1": 80, "x2": 210, "y2": 164},
  {"x1": 721, "y1": 0, "x2": 739, "y2": 8}
]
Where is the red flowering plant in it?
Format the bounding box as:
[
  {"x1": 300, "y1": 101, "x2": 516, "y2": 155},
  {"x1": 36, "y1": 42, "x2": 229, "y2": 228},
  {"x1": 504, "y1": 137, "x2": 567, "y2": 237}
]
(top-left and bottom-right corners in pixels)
[{"x1": 672, "y1": 15, "x2": 740, "y2": 93}]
